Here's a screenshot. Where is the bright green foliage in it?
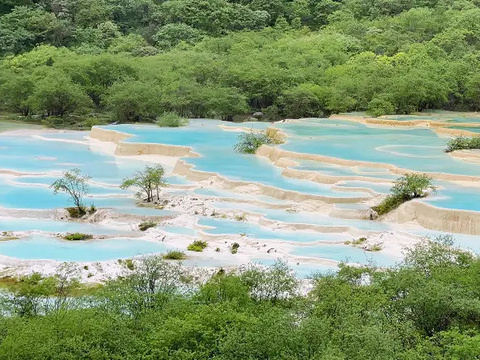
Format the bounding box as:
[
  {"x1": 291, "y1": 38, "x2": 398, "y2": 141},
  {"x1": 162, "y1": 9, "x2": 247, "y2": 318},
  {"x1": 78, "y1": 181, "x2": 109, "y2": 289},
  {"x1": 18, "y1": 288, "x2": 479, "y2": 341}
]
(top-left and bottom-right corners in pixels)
[
  {"x1": 106, "y1": 80, "x2": 162, "y2": 122},
  {"x1": 0, "y1": 246, "x2": 480, "y2": 357},
  {"x1": 121, "y1": 165, "x2": 167, "y2": 202},
  {"x1": 163, "y1": 251, "x2": 186, "y2": 260},
  {"x1": 30, "y1": 73, "x2": 92, "y2": 117},
  {"x1": 391, "y1": 173, "x2": 435, "y2": 200},
  {"x1": 153, "y1": 23, "x2": 204, "y2": 50},
  {"x1": 156, "y1": 112, "x2": 189, "y2": 127},
  {"x1": 446, "y1": 136, "x2": 480, "y2": 153},
  {"x1": 366, "y1": 96, "x2": 395, "y2": 117},
  {"x1": 51, "y1": 168, "x2": 91, "y2": 213},
  {"x1": 63, "y1": 233, "x2": 93, "y2": 241},
  {"x1": 234, "y1": 131, "x2": 273, "y2": 154},
  {"x1": 373, "y1": 173, "x2": 435, "y2": 215},
  {"x1": 187, "y1": 240, "x2": 208, "y2": 252}
]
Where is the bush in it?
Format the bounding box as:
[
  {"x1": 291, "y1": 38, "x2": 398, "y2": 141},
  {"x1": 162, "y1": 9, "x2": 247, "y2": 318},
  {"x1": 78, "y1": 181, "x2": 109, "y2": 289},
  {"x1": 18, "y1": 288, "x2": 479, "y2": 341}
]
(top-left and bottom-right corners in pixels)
[
  {"x1": 372, "y1": 173, "x2": 435, "y2": 215},
  {"x1": 163, "y1": 251, "x2": 186, "y2": 260},
  {"x1": 445, "y1": 136, "x2": 480, "y2": 153},
  {"x1": 391, "y1": 173, "x2": 435, "y2": 200},
  {"x1": 156, "y1": 112, "x2": 189, "y2": 127},
  {"x1": 66, "y1": 206, "x2": 87, "y2": 218},
  {"x1": 187, "y1": 240, "x2": 208, "y2": 252},
  {"x1": 230, "y1": 242, "x2": 240, "y2": 254},
  {"x1": 64, "y1": 233, "x2": 93, "y2": 241},
  {"x1": 138, "y1": 221, "x2": 157, "y2": 231},
  {"x1": 233, "y1": 131, "x2": 273, "y2": 154},
  {"x1": 366, "y1": 97, "x2": 395, "y2": 117}
]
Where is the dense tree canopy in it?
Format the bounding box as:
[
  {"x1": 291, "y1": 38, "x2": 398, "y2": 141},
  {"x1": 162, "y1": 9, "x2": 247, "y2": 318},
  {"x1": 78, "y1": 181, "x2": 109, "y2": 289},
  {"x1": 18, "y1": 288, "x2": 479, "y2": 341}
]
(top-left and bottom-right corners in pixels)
[
  {"x1": 1, "y1": 0, "x2": 480, "y2": 123},
  {"x1": 1, "y1": 240, "x2": 480, "y2": 358}
]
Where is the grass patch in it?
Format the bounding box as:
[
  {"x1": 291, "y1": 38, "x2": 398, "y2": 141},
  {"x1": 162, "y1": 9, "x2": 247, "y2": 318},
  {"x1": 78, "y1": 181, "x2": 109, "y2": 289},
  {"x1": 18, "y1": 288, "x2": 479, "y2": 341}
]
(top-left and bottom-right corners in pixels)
[
  {"x1": 352, "y1": 237, "x2": 367, "y2": 246},
  {"x1": 445, "y1": 136, "x2": 480, "y2": 152},
  {"x1": 235, "y1": 213, "x2": 247, "y2": 221},
  {"x1": 156, "y1": 112, "x2": 189, "y2": 127},
  {"x1": 163, "y1": 251, "x2": 186, "y2": 260},
  {"x1": 187, "y1": 240, "x2": 208, "y2": 252},
  {"x1": 372, "y1": 194, "x2": 405, "y2": 215},
  {"x1": 139, "y1": 221, "x2": 157, "y2": 231},
  {"x1": 66, "y1": 206, "x2": 87, "y2": 218},
  {"x1": 368, "y1": 244, "x2": 383, "y2": 252},
  {"x1": 64, "y1": 233, "x2": 93, "y2": 241}
]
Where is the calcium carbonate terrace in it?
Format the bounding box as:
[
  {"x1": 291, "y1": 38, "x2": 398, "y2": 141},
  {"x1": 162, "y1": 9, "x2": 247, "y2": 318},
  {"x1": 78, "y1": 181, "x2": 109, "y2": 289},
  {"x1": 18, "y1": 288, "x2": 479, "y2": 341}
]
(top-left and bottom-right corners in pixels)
[{"x1": 0, "y1": 113, "x2": 479, "y2": 279}]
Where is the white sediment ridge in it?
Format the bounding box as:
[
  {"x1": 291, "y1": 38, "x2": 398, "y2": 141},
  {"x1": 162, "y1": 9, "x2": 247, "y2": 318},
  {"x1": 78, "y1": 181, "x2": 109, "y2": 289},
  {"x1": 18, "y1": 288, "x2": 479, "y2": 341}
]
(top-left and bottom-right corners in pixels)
[{"x1": 0, "y1": 117, "x2": 479, "y2": 282}]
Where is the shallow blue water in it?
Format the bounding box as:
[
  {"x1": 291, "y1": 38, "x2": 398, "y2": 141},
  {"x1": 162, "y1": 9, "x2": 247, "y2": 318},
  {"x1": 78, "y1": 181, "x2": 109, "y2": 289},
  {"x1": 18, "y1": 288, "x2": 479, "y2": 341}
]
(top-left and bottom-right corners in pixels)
[
  {"x1": 449, "y1": 126, "x2": 480, "y2": 133},
  {"x1": 0, "y1": 217, "x2": 124, "y2": 234},
  {"x1": 276, "y1": 119, "x2": 480, "y2": 176},
  {"x1": 0, "y1": 235, "x2": 167, "y2": 261},
  {"x1": 199, "y1": 217, "x2": 350, "y2": 243},
  {"x1": 100, "y1": 122, "x2": 368, "y2": 198},
  {"x1": 211, "y1": 201, "x2": 392, "y2": 231},
  {"x1": 292, "y1": 244, "x2": 399, "y2": 267},
  {"x1": 422, "y1": 182, "x2": 480, "y2": 212}
]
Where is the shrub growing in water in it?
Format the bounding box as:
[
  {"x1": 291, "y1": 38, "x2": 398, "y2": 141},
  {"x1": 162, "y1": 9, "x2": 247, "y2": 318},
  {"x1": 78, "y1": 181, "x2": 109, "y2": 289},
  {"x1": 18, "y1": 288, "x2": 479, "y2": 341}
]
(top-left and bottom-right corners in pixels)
[
  {"x1": 445, "y1": 136, "x2": 480, "y2": 152},
  {"x1": 156, "y1": 112, "x2": 189, "y2": 127},
  {"x1": 234, "y1": 131, "x2": 273, "y2": 154},
  {"x1": 63, "y1": 233, "x2": 93, "y2": 241},
  {"x1": 372, "y1": 173, "x2": 435, "y2": 215},
  {"x1": 138, "y1": 221, "x2": 157, "y2": 231}
]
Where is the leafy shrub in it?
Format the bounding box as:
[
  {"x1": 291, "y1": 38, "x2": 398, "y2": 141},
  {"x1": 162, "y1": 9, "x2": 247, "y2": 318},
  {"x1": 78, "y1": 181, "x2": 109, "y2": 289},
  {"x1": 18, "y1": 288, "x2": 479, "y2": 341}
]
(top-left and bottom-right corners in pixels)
[
  {"x1": 372, "y1": 173, "x2": 435, "y2": 215},
  {"x1": 391, "y1": 173, "x2": 435, "y2": 200},
  {"x1": 66, "y1": 206, "x2": 87, "y2": 218},
  {"x1": 230, "y1": 242, "x2": 240, "y2": 254},
  {"x1": 64, "y1": 233, "x2": 93, "y2": 241},
  {"x1": 445, "y1": 136, "x2": 480, "y2": 152},
  {"x1": 235, "y1": 213, "x2": 247, "y2": 221},
  {"x1": 366, "y1": 96, "x2": 395, "y2": 117},
  {"x1": 233, "y1": 131, "x2": 273, "y2": 154},
  {"x1": 156, "y1": 112, "x2": 189, "y2": 127},
  {"x1": 163, "y1": 251, "x2": 186, "y2": 260},
  {"x1": 88, "y1": 204, "x2": 96, "y2": 214},
  {"x1": 187, "y1": 240, "x2": 208, "y2": 252},
  {"x1": 138, "y1": 221, "x2": 157, "y2": 231}
]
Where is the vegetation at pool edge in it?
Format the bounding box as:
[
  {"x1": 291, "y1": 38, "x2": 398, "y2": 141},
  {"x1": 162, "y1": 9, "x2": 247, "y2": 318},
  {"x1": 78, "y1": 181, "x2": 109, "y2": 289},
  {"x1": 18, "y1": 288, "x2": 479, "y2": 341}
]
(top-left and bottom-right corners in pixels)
[
  {"x1": 1, "y1": 240, "x2": 480, "y2": 358},
  {"x1": 63, "y1": 233, "x2": 93, "y2": 241},
  {"x1": 187, "y1": 240, "x2": 208, "y2": 252},
  {"x1": 372, "y1": 173, "x2": 435, "y2": 216},
  {"x1": 446, "y1": 136, "x2": 480, "y2": 153}
]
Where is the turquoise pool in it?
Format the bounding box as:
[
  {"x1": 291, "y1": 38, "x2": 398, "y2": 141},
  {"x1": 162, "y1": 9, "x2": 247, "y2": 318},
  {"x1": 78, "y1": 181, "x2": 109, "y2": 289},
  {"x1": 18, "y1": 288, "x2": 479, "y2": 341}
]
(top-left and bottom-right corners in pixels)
[{"x1": 0, "y1": 235, "x2": 167, "y2": 262}]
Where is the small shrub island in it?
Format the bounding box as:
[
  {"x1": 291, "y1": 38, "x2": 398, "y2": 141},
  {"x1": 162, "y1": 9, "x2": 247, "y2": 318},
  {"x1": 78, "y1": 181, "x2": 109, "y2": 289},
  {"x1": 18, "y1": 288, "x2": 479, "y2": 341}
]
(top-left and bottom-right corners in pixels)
[
  {"x1": 372, "y1": 173, "x2": 435, "y2": 216},
  {"x1": 234, "y1": 129, "x2": 284, "y2": 154},
  {"x1": 445, "y1": 136, "x2": 480, "y2": 153}
]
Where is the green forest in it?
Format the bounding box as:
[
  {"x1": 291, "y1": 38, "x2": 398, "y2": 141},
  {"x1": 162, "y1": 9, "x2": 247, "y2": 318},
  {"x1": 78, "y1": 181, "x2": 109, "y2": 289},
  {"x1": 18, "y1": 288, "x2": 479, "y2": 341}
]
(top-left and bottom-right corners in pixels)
[
  {"x1": 1, "y1": 0, "x2": 480, "y2": 128},
  {"x1": 1, "y1": 239, "x2": 480, "y2": 358}
]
